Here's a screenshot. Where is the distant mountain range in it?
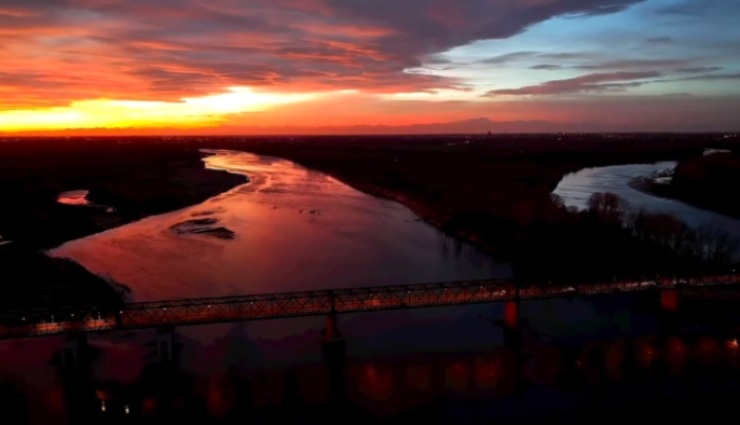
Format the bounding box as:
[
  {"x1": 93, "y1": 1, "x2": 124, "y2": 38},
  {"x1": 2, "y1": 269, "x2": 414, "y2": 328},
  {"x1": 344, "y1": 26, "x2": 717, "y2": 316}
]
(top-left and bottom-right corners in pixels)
[
  {"x1": 215, "y1": 118, "x2": 587, "y2": 135},
  {"x1": 220, "y1": 118, "x2": 591, "y2": 135},
  {"x1": 1, "y1": 118, "x2": 733, "y2": 137}
]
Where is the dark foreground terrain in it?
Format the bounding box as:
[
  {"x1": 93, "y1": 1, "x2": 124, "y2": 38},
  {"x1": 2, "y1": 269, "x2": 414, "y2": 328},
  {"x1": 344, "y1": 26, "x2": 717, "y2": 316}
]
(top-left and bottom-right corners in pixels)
[
  {"x1": 1, "y1": 134, "x2": 738, "y2": 312},
  {"x1": 0, "y1": 138, "x2": 245, "y2": 312},
  {"x1": 0, "y1": 139, "x2": 245, "y2": 248},
  {"x1": 2, "y1": 296, "x2": 740, "y2": 425},
  {"x1": 641, "y1": 149, "x2": 740, "y2": 219}
]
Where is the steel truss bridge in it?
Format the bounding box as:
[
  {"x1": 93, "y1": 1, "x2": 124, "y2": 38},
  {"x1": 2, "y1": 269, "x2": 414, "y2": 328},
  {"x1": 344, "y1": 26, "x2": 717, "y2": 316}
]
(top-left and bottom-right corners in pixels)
[{"x1": 2, "y1": 274, "x2": 739, "y2": 340}]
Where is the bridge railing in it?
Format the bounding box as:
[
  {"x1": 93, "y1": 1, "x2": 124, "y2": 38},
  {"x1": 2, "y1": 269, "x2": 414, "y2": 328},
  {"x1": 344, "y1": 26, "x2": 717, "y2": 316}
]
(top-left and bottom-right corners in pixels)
[{"x1": 1, "y1": 275, "x2": 740, "y2": 339}]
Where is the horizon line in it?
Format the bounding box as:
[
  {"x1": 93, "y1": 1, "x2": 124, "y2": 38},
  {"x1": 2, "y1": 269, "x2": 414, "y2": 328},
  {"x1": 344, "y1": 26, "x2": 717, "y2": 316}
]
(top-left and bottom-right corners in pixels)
[{"x1": 2, "y1": 130, "x2": 738, "y2": 138}]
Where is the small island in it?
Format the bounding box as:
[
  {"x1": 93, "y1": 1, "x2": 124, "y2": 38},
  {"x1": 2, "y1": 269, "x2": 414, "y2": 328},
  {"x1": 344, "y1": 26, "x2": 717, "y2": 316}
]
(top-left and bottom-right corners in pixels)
[
  {"x1": 170, "y1": 218, "x2": 236, "y2": 240},
  {"x1": 57, "y1": 189, "x2": 92, "y2": 206}
]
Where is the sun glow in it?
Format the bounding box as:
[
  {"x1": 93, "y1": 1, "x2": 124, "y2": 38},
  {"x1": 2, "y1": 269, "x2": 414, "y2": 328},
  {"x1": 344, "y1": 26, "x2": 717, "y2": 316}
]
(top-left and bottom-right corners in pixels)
[{"x1": 0, "y1": 87, "x2": 316, "y2": 132}]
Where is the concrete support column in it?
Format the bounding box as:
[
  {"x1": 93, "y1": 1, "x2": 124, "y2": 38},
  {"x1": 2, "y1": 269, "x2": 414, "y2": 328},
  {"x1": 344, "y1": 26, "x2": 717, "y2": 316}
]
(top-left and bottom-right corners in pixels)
[
  {"x1": 504, "y1": 300, "x2": 519, "y2": 331},
  {"x1": 155, "y1": 326, "x2": 176, "y2": 362},
  {"x1": 321, "y1": 312, "x2": 347, "y2": 408},
  {"x1": 60, "y1": 333, "x2": 87, "y2": 369},
  {"x1": 660, "y1": 289, "x2": 679, "y2": 312},
  {"x1": 323, "y1": 313, "x2": 341, "y2": 343},
  {"x1": 501, "y1": 298, "x2": 527, "y2": 394}
]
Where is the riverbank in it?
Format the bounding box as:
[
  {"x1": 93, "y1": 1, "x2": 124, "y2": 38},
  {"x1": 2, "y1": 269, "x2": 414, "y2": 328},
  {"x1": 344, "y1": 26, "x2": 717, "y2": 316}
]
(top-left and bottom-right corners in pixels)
[
  {"x1": 1, "y1": 134, "x2": 733, "y2": 310},
  {"x1": 0, "y1": 139, "x2": 247, "y2": 311},
  {"x1": 632, "y1": 151, "x2": 740, "y2": 221},
  {"x1": 0, "y1": 244, "x2": 126, "y2": 312},
  {"x1": 0, "y1": 144, "x2": 246, "y2": 250},
  {"x1": 218, "y1": 134, "x2": 734, "y2": 280}
]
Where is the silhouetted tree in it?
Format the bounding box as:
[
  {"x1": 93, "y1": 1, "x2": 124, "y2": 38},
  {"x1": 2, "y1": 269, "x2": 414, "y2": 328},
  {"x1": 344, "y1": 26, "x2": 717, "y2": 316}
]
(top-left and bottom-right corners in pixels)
[
  {"x1": 697, "y1": 223, "x2": 738, "y2": 264},
  {"x1": 587, "y1": 192, "x2": 630, "y2": 224},
  {"x1": 550, "y1": 193, "x2": 565, "y2": 210}
]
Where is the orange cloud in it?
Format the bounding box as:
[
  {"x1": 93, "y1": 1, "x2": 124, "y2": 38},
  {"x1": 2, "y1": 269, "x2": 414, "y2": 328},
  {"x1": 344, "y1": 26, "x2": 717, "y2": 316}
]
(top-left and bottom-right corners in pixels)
[
  {"x1": 0, "y1": 0, "x2": 645, "y2": 107},
  {"x1": 10, "y1": 0, "x2": 738, "y2": 134},
  {"x1": 0, "y1": 87, "x2": 320, "y2": 132}
]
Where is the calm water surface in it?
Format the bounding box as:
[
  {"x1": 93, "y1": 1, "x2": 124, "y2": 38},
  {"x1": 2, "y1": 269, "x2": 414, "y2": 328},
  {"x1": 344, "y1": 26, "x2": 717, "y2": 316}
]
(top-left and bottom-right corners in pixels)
[
  {"x1": 53, "y1": 150, "x2": 507, "y2": 298},
  {"x1": 57, "y1": 190, "x2": 90, "y2": 206},
  {"x1": 553, "y1": 161, "x2": 740, "y2": 237},
  {"x1": 41, "y1": 152, "x2": 652, "y2": 364},
  {"x1": 44, "y1": 151, "x2": 522, "y2": 364}
]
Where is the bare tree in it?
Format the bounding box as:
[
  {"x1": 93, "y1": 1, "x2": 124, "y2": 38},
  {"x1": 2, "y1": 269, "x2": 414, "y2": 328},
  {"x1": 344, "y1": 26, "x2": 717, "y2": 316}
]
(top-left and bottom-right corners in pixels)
[
  {"x1": 642, "y1": 213, "x2": 686, "y2": 248},
  {"x1": 550, "y1": 193, "x2": 565, "y2": 210},
  {"x1": 587, "y1": 192, "x2": 630, "y2": 224},
  {"x1": 697, "y1": 223, "x2": 738, "y2": 264}
]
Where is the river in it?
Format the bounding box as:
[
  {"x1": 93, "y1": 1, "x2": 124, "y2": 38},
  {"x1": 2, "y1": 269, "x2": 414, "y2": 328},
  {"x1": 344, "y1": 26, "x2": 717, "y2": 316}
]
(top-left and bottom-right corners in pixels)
[
  {"x1": 53, "y1": 150, "x2": 507, "y2": 300},
  {"x1": 553, "y1": 161, "x2": 740, "y2": 237},
  {"x1": 45, "y1": 151, "x2": 648, "y2": 354},
  {"x1": 2, "y1": 153, "x2": 739, "y2": 423},
  {"x1": 43, "y1": 150, "x2": 527, "y2": 364}
]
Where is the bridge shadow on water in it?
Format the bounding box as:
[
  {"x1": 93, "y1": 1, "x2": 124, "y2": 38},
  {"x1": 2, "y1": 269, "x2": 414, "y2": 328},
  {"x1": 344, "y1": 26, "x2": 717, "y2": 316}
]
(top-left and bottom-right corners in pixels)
[{"x1": 2, "y1": 294, "x2": 740, "y2": 424}]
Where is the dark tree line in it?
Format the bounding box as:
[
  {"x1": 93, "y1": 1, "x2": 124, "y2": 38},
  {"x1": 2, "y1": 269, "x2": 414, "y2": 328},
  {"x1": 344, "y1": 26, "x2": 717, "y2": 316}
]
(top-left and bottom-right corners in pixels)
[
  {"x1": 587, "y1": 192, "x2": 738, "y2": 265},
  {"x1": 510, "y1": 192, "x2": 738, "y2": 284}
]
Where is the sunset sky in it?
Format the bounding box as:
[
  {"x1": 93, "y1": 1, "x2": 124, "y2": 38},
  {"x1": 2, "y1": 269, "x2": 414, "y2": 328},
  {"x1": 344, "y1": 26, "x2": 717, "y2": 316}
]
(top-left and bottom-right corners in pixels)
[{"x1": 1, "y1": 0, "x2": 739, "y2": 134}]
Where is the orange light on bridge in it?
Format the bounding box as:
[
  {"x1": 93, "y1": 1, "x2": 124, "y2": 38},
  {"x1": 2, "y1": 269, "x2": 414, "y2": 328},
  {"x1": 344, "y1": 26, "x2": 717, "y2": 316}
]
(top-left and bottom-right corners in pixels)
[
  {"x1": 35, "y1": 322, "x2": 63, "y2": 335},
  {"x1": 727, "y1": 338, "x2": 739, "y2": 351},
  {"x1": 504, "y1": 301, "x2": 519, "y2": 329},
  {"x1": 660, "y1": 289, "x2": 679, "y2": 311},
  {"x1": 725, "y1": 339, "x2": 740, "y2": 368}
]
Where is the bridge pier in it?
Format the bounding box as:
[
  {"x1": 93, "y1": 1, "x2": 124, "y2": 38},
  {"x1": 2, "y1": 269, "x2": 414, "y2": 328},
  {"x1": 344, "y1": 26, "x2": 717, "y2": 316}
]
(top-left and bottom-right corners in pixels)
[
  {"x1": 322, "y1": 312, "x2": 342, "y2": 343},
  {"x1": 321, "y1": 312, "x2": 346, "y2": 364},
  {"x1": 501, "y1": 299, "x2": 528, "y2": 394},
  {"x1": 59, "y1": 333, "x2": 88, "y2": 369},
  {"x1": 660, "y1": 289, "x2": 679, "y2": 312},
  {"x1": 502, "y1": 300, "x2": 524, "y2": 349},
  {"x1": 321, "y1": 312, "x2": 347, "y2": 406},
  {"x1": 154, "y1": 326, "x2": 177, "y2": 363},
  {"x1": 504, "y1": 300, "x2": 519, "y2": 331}
]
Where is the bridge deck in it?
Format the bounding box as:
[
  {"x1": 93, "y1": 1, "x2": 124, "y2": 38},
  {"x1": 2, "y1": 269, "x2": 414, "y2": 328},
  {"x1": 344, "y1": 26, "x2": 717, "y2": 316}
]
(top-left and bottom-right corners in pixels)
[{"x1": 1, "y1": 275, "x2": 739, "y2": 340}]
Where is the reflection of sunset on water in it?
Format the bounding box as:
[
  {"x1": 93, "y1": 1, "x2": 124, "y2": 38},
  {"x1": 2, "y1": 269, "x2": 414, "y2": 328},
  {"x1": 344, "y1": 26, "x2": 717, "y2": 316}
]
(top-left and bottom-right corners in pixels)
[
  {"x1": 404, "y1": 365, "x2": 430, "y2": 391},
  {"x1": 604, "y1": 341, "x2": 626, "y2": 381},
  {"x1": 666, "y1": 336, "x2": 689, "y2": 373},
  {"x1": 636, "y1": 339, "x2": 657, "y2": 369},
  {"x1": 358, "y1": 363, "x2": 394, "y2": 402},
  {"x1": 46, "y1": 386, "x2": 67, "y2": 421},
  {"x1": 474, "y1": 356, "x2": 503, "y2": 391},
  {"x1": 443, "y1": 362, "x2": 469, "y2": 392},
  {"x1": 695, "y1": 336, "x2": 721, "y2": 365},
  {"x1": 50, "y1": 151, "x2": 503, "y2": 344}
]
